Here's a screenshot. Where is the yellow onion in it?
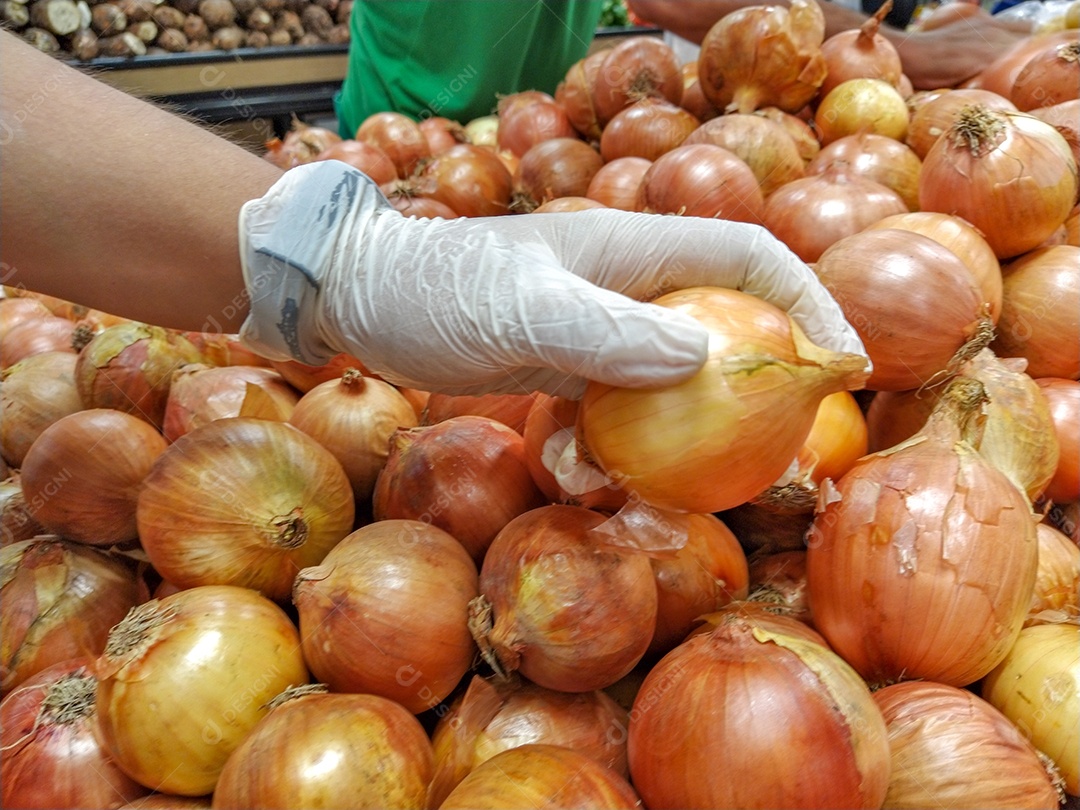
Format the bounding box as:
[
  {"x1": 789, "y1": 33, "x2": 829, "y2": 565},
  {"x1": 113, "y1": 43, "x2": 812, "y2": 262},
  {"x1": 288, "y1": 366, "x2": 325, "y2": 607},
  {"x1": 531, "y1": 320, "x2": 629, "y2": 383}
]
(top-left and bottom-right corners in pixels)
[
  {"x1": 905, "y1": 88, "x2": 1017, "y2": 161},
  {"x1": 1012, "y1": 40, "x2": 1080, "y2": 112},
  {"x1": 293, "y1": 520, "x2": 478, "y2": 714},
  {"x1": 1027, "y1": 522, "x2": 1080, "y2": 625},
  {"x1": 817, "y1": 1, "x2": 903, "y2": 99},
  {"x1": 806, "y1": 131, "x2": 922, "y2": 212},
  {"x1": 634, "y1": 143, "x2": 765, "y2": 223},
  {"x1": 697, "y1": 0, "x2": 828, "y2": 114},
  {"x1": 873, "y1": 680, "x2": 1065, "y2": 808},
  {"x1": 21, "y1": 408, "x2": 169, "y2": 545},
  {"x1": 269, "y1": 351, "x2": 376, "y2": 392},
  {"x1": 0, "y1": 315, "x2": 78, "y2": 370},
  {"x1": 982, "y1": 623, "x2": 1080, "y2": 796},
  {"x1": 0, "y1": 351, "x2": 83, "y2": 469},
  {"x1": 578, "y1": 287, "x2": 869, "y2": 514},
  {"x1": 756, "y1": 105, "x2": 822, "y2": 162},
  {"x1": 591, "y1": 36, "x2": 683, "y2": 127},
  {"x1": 627, "y1": 607, "x2": 891, "y2": 809},
  {"x1": 807, "y1": 377, "x2": 1039, "y2": 686},
  {"x1": 683, "y1": 112, "x2": 806, "y2": 197},
  {"x1": 94, "y1": 585, "x2": 310, "y2": 797},
  {"x1": 212, "y1": 686, "x2": 435, "y2": 810},
  {"x1": 428, "y1": 674, "x2": 630, "y2": 807},
  {"x1": 135, "y1": 418, "x2": 355, "y2": 602},
  {"x1": 814, "y1": 78, "x2": 910, "y2": 146},
  {"x1": 598, "y1": 98, "x2": 700, "y2": 163},
  {"x1": 585, "y1": 156, "x2": 653, "y2": 211},
  {"x1": 556, "y1": 50, "x2": 607, "y2": 141}
]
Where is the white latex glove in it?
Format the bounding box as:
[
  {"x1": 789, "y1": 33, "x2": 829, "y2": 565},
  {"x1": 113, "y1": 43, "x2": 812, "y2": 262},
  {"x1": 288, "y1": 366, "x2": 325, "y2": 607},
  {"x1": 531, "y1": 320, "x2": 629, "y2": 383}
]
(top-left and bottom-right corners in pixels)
[{"x1": 239, "y1": 161, "x2": 868, "y2": 397}]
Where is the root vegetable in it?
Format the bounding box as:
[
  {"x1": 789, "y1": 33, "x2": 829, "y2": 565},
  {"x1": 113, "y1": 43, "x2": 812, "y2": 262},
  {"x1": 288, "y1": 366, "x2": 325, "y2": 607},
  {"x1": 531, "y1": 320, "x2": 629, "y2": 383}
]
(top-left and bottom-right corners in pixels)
[
  {"x1": 155, "y1": 26, "x2": 186, "y2": 51},
  {"x1": 150, "y1": 3, "x2": 183, "y2": 28},
  {"x1": 90, "y1": 2, "x2": 125, "y2": 33},
  {"x1": 97, "y1": 31, "x2": 145, "y2": 55},
  {"x1": 196, "y1": 0, "x2": 234, "y2": 28},
  {"x1": 29, "y1": 0, "x2": 80, "y2": 35},
  {"x1": 68, "y1": 27, "x2": 99, "y2": 59},
  {"x1": 210, "y1": 23, "x2": 243, "y2": 48},
  {"x1": 0, "y1": 1, "x2": 29, "y2": 27}
]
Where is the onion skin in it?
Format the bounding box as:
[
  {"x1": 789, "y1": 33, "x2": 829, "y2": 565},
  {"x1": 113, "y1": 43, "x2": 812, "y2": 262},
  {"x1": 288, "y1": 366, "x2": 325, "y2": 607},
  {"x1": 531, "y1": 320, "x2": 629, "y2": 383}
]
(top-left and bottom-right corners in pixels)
[
  {"x1": 211, "y1": 689, "x2": 435, "y2": 810},
  {"x1": 626, "y1": 608, "x2": 891, "y2": 809},
  {"x1": 136, "y1": 418, "x2": 355, "y2": 602},
  {"x1": 421, "y1": 392, "x2": 538, "y2": 434},
  {"x1": 817, "y1": 2, "x2": 903, "y2": 99},
  {"x1": 872, "y1": 680, "x2": 1065, "y2": 809},
  {"x1": 905, "y1": 88, "x2": 1017, "y2": 161},
  {"x1": 557, "y1": 50, "x2": 607, "y2": 141},
  {"x1": 0, "y1": 315, "x2": 77, "y2": 370},
  {"x1": 1036, "y1": 377, "x2": 1080, "y2": 504},
  {"x1": 0, "y1": 474, "x2": 47, "y2": 546},
  {"x1": 747, "y1": 549, "x2": 813, "y2": 626},
  {"x1": 314, "y1": 139, "x2": 398, "y2": 185},
  {"x1": 293, "y1": 520, "x2": 478, "y2": 715},
  {"x1": 94, "y1": 585, "x2": 310, "y2": 797},
  {"x1": 0, "y1": 351, "x2": 83, "y2": 468},
  {"x1": 1027, "y1": 522, "x2": 1080, "y2": 625},
  {"x1": 512, "y1": 137, "x2": 605, "y2": 212},
  {"x1": 270, "y1": 351, "x2": 375, "y2": 392}
]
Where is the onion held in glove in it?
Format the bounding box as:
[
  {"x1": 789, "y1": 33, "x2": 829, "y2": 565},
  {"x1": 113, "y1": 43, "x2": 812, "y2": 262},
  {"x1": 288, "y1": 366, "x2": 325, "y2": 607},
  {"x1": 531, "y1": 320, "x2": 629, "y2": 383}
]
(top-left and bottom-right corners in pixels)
[{"x1": 578, "y1": 287, "x2": 870, "y2": 514}]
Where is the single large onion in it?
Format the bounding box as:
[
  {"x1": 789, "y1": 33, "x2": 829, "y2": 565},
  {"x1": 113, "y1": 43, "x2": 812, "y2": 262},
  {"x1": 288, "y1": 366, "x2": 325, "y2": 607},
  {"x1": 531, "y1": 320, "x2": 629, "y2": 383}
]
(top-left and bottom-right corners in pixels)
[
  {"x1": 806, "y1": 377, "x2": 1039, "y2": 686},
  {"x1": 982, "y1": 623, "x2": 1079, "y2": 796},
  {"x1": 0, "y1": 315, "x2": 78, "y2": 369},
  {"x1": 20, "y1": 408, "x2": 168, "y2": 545},
  {"x1": 591, "y1": 36, "x2": 683, "y2": 127},
  {"x1": 634, "y1": 143, "x2": 765, "y2": 223},
  {"x1": 757, "y1": 105, "x2": 822, "y2": 162},
  {"x1": 1, "y1": 659, "x2": 150, "y2": 809},
  {"x1": 136, "y1": 418, "x2": 355, "y2": 602},
  {"x1": 806, "y1": 131, "x2": 922, "y2": 211},
  {"x1": 263, "y1": 121, "x2": 341, "y2": 169},
  {"x1": 470, "y1": 504, "x2": 658, "y2": 693},
  {"x1": 697, "y1": 0, "x2": 828, "y2": 114},
  {"x1": 1036, "y1": 377, "x2": 1080, "y2": 504},
  {"x1": 413, "y1": 143, "x2": 514, "y2": 218},
  {"x1": 0, "y1": 351, "x2": 82, "y2": 468},
  {"x1": 287, "y1": 368, "x2": 418, "y2": 504},
  {"x1": 762, "y1": 164, "x2": 908, "y2": 263},
  {"x1": 991, "y1": 245, "x2": 1080, "y2": 380},
  {"x1": 212, "y1": 687, "x2": 435, "y2": 810},
  {"x1": 598, "y1": 98, "x2": 700, "y2": 163},
  {"x1": 427, "y1": 674, "x2": 630, "y2": 807},
  {"x1": 419, "y1": 116, "x2": 468, "y2": 155},
  {"x1": 971, "y1": 29, "x2": 1079, "y2": 99},
  {"x1": 626, "y1": 607, "x2": 891, "y2": 809},
  {"x1": 683, "y1": 112, "x2": 805, "y2": 197},
  {"x1": 94, "y1": 585, "x2": 309, "y2": 797},
  {"x1": 905, "y1": 87, "x2": 1017, "y2": 160},
  {"x1": 585, "y1": 156, "x2": 651, "y2": 211},
  {"x1": 511, "y1": 137, "x2": 604, "y2": 213},
  {"x1": 818, "y1": 1, "x2": 903, "y2": 98},
  {"x1": 579, "y1": 287, "x2": 869, "y2": 514},
  {"x1": 1027, "y1": 522, "x2": 1080, "y2": 625},
  {"x1": 872, "y1": 680, "x2": 1064, "y2": 808},
  {"x1": 814, "y1": 77, "x2": 910, "y2": 146},
  {"x1": 496, "y1": 96, "x2": 577, "y2": 158},
  {"x1": 355, "y1": 111, "x2": 431, "y2": 177},
  {"x1": 813, "y1": 228, "x2": 991, "y2": 391},
  {"x1": 293, "y1": 520, "x2": 478, "y2": 714},
  {"x1": 1012, "y1": 40, "x2": 1080, "y2": 112},
  {"x1": 1, "y1": 538, "x2": 145, "y2": 696},
  {"x1": 918, "y1": 104, "x2": 1079, "y2": 259}
]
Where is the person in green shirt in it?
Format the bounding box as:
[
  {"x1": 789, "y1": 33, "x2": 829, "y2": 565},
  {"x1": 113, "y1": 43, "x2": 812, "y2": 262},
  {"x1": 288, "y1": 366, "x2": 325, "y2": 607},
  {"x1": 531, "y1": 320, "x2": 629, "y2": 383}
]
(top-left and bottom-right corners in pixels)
[{"x1": 335, "y1": 0, "x2": 605, "y2": 138}]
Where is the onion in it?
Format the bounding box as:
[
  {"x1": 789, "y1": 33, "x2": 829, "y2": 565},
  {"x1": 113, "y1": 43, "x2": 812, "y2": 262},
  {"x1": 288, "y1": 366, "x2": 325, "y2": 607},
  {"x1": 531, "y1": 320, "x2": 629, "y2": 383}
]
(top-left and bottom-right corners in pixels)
[
  {"x1": 918, "y1": 105, "x2": 1079, "y2": 260},
  {"x1": 162, "y1": 363, "x2": 300, "y2": 443},
  {"x1": 814, "y1": 77, "x2": 910, "y2": 146},
  {"x1": 532, "y1": 196, "x2": 607, "y2": 213},
  {"x1": 972, "y1": 29, "x2": 1080, "y2": 99},
  {"x1": 580, "y1": 287, "x2": 868, "y2": 514},
  {"x1": 428, "y1": 674, "x2": 630, "y2": 807},
  {"x1": 598, "y1": 97, "x2": 700, "y2": 162},
  {"x1": 270, "y1": 351, "x2": 376, "y2": 392},
  {"x1": 585, "y1": 156, "x2": 651, "y2": 211},
  {"x1": 511, "y1": 137, "x2": 604, "y2": 213},
  {"x1": 0, "y1": 315, "x2": 77, "y2": 369},
  {"x1": 872, "y1": 680, "x2": 1065, "y2": 808},
  {"x1": 991, "y1": 245, "x2": 1080, "y2": 379},
  {"x1": 679, "y1": 61, "x2": 721, "y2": 122},
  {"x1": 697, "y1": 0, "x2": 828, "y2": 114},
  {"x1": 94, "y1": 585, "x2": 310, "y2": 797},
  {"x1": 287, "y1": 368, "x2": 417, "y2": 504},
  {"x1": 439, "y1": 743, "x2": 641, "y2": 810},
  {"x1": 313, "y1": 139, "x2": 398, "y2": 185},
  {"x1": 0, "y1": 296, "x2": 52, "y2": 343},
  {"x1": 806, "y1": 377, "x2": 1040, "y2": 687},
  {"x1": 982, "y1": 623, "x2": 1079, "y2": 796},
  {"x1": 1, "y1": 473, "x2": 46, "y2": 546},
  {"x1": 634, "y1": 143, "x2": 765, "y2": 223},
  {"x1": 756, "y1": 105, "x2": 822, "y2": 162},
  {"x1": 413, "y1": 143, "x2": 514, "y2": 218},
  {"x1": 1, "y1": 538, "x2": 146, "y2": 696},
  {"x1": 747, "y1": 549, "x2": 813, "y2": 626},
  {"x1": 293, "y1": 520, "x2": 478, "y2": 714},
  {"x1": 762, "y1": 164, "x2": 908, "y2": 263},
  {"x1": 20, "y1": 408, "x2": 168, "y2": 545},
  {"x1": 818, "y1": 1, "x2": 903, "y2": 98},
  {"x1": 355, "y1": 111, "x2": 431, "y2": 178},
  {"x1": 865, "y1": 386, "x2": 938, "y2": 452},
  {"x1": 421, "y1": 391, "x2": 538, "y2": 434},
  {"x1": 212, "y1": 686, "x2": 435, "y2": 810},
  {"x1": 463, "y1": 114, "x2": 499, "y2": 148},
  {"x1": 470, "y1": 504, "x2": 658, "y2": 693},
  {"x1": 556, "y1": 50, "x2": 608, "y2": 141},
  {"x1": 813, "y1": 228, "x2": 992, "y2": 391},
  {"x1": 0, "y1": 659, "x2": 150, "y2": 809},
  {"x1": 806, "y1": 131, "x2": 922, "y2": 211},
  {"x1": 906, "y1": 88, "x2": 1018, "y2": 160},
  {"x1": 123, "y1": 793, "x2": 211, "y2": 808},
  {"x1": 181, "y1": 331, "x2": 272, "y2": 369},
  {"x1": 800, "y1": 390, "x2": 869, "y2": 485},
  {"x1": 263, "y1": 121, "x2": 341, "y2": 169},
  {"x1": 496, "y1": 97, "x2": 577, "y2": 158},
  {"x1": 591, "y1": 36, "x2": 683, "y2": 127},
  {"x1": 418, "y1": 115, "x2": 468, "y2": 155},
  {"x1": 1049, "y1": 499, "x2": 1079, "y2": 544},
  {"x1": 386, "y1": 191, "x2": 461, "y2": 219},
  {"x1": 1027, "y1": 522, "x2": 1080, "y2": 625},
  {"x1": 0, "y1": 351, "x2": 82, "y2": 468},
  {"x1": 136, "y1": 418, "x2": 355, "y2": 602},
  {"x1": 1012, "y1": 40, "x2": 1080, "y2": 112},
  {"x1": 1036, "y1": 377, "x2": 1080, "y2": 504},
  {"x1": 1031, "y1": 99, "x2": 1080, "y2": 169},
  {"x1": 626, "y1": 607, "x2": 891, "y2": 809},
  {"x1": 683, "y1": 112, "x2": 805, "y2": 197},
  {"x1": 912, "y1": 0, "x2": 987, "y2": 30}
]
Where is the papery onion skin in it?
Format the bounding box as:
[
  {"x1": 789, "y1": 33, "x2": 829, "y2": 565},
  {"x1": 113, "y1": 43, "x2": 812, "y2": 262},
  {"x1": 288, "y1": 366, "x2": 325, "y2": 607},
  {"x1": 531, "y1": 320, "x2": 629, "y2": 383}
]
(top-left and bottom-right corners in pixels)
[
  {"x1": 0, "y1": 296, "x2": 52, "y2": 343},
  {"x1": 313, "y1": 139, "x2": 398, "y2": 185},
  {"x1": 0, "y1": 315, "x2": 78, "y2": 370},
  {"x1": 905, "y1": 88, "x2": 1017, "y2": 161},
  {"x1": 971, "y1": 29, "x2": 1079, "y2": 99},
  {"x1": 439, "y1": 743, "x2": 641, "y2": 810},
  {"x1": 95, "y1": 585, "x2": 310, "y2": 797},
  {"x1": 1, "y1": 538, "x2": 146, "y2": 696},
  {"x1": 982, "y1": 623, "x2": 1080, "y2": 796},
  {"x1": 0, "y1": 474, "x2": 46, "y2": 547},
  {"x1": 136, "y1": 418, "x2": 355, "y2": 602},
  {"x1": 270, "y1": 351, "x2": 375, "y2": 392},
  {"x1": 21, "y1": 408, "x2": 169, "y2": 545},
  {"x1": 421, "y1": 392, "x2": 538, "y2": 435},
  {"x1": 557, "y1": 50, "x2": 607, "y2": 141},
  {"x1": 626, "y1": 608, "x2": 891, "y2": 809},
  {"x1": 532, "y1": 196, "x2": 607, "y2": 213},
  {"x1": 0, "y1": 659, "x2": 151, "y2": 810},
  {"x1": 747, "y1": 549, "x2": 814, "y2": 626},
  {"x1": 817, "y1": 2, "x2": 903, "y2": 99},
  {"x1": 293, "y1": 520, "x2": 478, "y2": 715},
  {"x1": 512, "y1": 137, "x2": 605, "y2": 212},
  {"x1": 0, "y1": 351, "x2": 83, "y2": 468},
  {"x1": 497, "y1": 98, "x2": 577, "y2": 159},
  {"x1": 635, "y1": 143, "x2": 765, "y2": 223},
  {"x1": 579, "y1": 287, "x2": 869, "y2": 514},
  {"x1": 872, "y1": 680, "x2": 1065, "y2": 809},
  {"x1": 1035, "y1": 377, "x2": 1080, "y2": 504},
  {"x1": 1027, "y1": 522, "x2": 1080, "y2": 625},
  {"x1": 211, "y1": 689, "x2": 435, "y2": 810}
]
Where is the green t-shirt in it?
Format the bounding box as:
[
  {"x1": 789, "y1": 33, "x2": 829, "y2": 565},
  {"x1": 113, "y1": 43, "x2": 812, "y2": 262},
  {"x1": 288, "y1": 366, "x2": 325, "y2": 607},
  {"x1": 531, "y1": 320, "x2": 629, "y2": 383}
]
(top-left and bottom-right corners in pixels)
[{"x1": 335, "y1": 0, "x2": 605, "y2": 138}]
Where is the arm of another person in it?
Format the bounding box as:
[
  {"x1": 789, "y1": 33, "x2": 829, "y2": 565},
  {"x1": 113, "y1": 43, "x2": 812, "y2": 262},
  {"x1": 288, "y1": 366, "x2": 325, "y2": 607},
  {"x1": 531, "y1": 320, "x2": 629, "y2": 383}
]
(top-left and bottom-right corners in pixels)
[{"x1": 0, "y1": 29, "x2": 283, "y2": 333}]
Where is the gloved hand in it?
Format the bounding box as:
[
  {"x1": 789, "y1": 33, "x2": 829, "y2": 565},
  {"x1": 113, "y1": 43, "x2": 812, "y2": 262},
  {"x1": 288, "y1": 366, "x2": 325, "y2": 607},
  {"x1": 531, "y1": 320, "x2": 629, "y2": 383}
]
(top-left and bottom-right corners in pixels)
[{"x1": 239, "y1": 160, "x2": 867, "y2": 397}]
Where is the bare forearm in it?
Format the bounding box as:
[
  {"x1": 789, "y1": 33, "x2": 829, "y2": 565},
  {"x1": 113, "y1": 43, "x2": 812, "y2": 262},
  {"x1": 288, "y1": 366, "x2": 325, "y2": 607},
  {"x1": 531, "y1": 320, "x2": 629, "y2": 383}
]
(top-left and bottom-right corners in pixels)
[{"x1": 0, "y1": 30, "x2": 283, "y2": 332}]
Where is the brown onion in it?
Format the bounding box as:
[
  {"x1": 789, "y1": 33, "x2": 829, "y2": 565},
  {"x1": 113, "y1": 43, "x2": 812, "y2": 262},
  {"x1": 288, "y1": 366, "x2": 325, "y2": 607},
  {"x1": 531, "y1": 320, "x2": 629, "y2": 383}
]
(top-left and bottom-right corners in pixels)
[
  {"x1": 806, "y1": 377, "x2": 1040, "y2": 686},
  {"x1": 263, "y1": 121, "x2": 341, "y2": 169},
  {"x1": 136, "y1": 418, "x2": 354, "y2": 602},
  {"x1": 470, "y1": 504, "x2": 658, "y2": 693},
  {"x1": 387, "y1": 191, "x2": 462, "y2": 219},
  {"x1": 585, "y1": 156, "x2": 651, "y2": 210},
  {"x1": 865, "y1": 386, "x2": 939, "y2": 452},
  {"x1": 293, "y1": 520, "x2": 478, "y2": 714},
  {"x1": 212, "y1": 687, "x2": 435, "y2": 810},
  {"x1": 1, "y1": 538, "x2": 146, "y2": 695},
  {"x1": 873, "y1": 680, "x2": 1064, "y2": 809},
  {"x1": 635, "y1": 143, "x2": 765, "y2": 223},
  {"x1": 181, "y1": 331, "x2": 272, "y2": 368},
  {"x1": 806, "y1": 131, "x2": 922, "y2": 211},
  {"x1": 972, "y1": 29, "x2": 1079, "y2": 99},
  {"x1": 421, "y1": 391, "x2": 538, "y2": 434},
  {"x1": 818, "y1": 1, "x2": 903, "y2": 99},
  {"x1": 1037, "y1": 377, "x2": 1080, "y2": 503},
  {"x1": 355, "y1": 110, "x2": 430, "y2": 177},
  {"x1": 556, "y1": 50, "x2": 608, "y2": 141},
  {"x1": 496, "y1": 97, "x2": 577, "y2": 158},
  {"x1": 598, "y1": 97, "x2": 700, "y2": 163},
  {"x1": 678, "y1": 60, "x2": 721, "y2": 122},
  {"x1": 1012, "y1": 40, "x2": 1080, "y2": 112},
  {"x1": 0, "y1": 296, "x2": 52, "y2": 343},
  {"x1": 814, "y1": 77, "x2": 910, "y2": 146},
  {"x1": 0, "y1": 315, "x2": 77, "y2": 369},
  {"x1": 1031, "y1": 99, "x2": 1080, "y2": 168},
  {"x1": 419, "y1": 116, "x2": 468, "y2": 155},
  {"x1": 313, "y1": 138, "x2": 398, "y2": 184},
  {"x1": 0, "y1": 351, "x2": 82, "y2": 468},
  {"x1": 905, "y1": 87, "x2": 1017, "y2": 160},
  {"x1": 1028, "y1": 522, "x2": 1080, "y2": 625},
  {"x1": 414, "y1": 143, "x2": 514, "y2": 218},
  {"x1": 591, "y1": 36, "x2": 683, "y2": 127},
  {"x1": 0, "y1": 474, "x2": 46, "y2": 546},
  {"x1": 684, "y1": 112, "x2": 805, "y2": 197},
  {"x1": 763, "y1": 164, "x2": 908, "y2": 263},
  {"x1": 511, "y1": 137, "x2": 604, "y2": 213}
]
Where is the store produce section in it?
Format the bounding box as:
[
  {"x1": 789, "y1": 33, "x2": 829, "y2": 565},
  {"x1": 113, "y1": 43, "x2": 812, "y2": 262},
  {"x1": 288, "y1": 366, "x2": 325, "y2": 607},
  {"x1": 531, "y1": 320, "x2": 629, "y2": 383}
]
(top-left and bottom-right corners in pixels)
[{"x1": 2, "y1": 2, "x2": 1079, "y2": 808}]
